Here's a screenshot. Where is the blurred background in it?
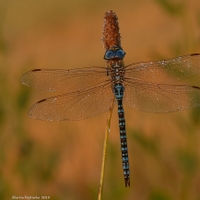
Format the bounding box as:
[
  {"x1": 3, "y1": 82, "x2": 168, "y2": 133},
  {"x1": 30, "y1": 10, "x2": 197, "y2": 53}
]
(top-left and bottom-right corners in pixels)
[{"x1": 1, "y1": 0, "x2": 200, "y2": 199}]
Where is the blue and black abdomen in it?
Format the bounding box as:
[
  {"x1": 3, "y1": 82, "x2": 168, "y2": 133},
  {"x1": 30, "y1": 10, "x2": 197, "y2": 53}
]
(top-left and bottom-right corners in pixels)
[{"x1": 114, "y1": 83, "x2": 130, "y2": 187}]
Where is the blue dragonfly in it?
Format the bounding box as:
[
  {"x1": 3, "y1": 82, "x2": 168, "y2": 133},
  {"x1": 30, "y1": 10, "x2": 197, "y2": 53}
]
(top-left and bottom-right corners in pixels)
[{"x1": 21, "y1": 11, "x2": 200, "y2": 187}]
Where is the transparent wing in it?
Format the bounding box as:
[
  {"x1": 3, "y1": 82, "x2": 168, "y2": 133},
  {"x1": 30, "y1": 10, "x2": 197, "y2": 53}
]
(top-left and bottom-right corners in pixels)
[
  {"x1": 125, "y1": 53, "x2": 200, "y2": 83},
  {"x1": 28, "y1": 83, "x2": 114, "y2": 121},
  {"x1": 21, "y1": 66, "x2": 109, "y2": 93},
  {"x1": 124, "y1": 80, "x2": 200, "y2": 113}
]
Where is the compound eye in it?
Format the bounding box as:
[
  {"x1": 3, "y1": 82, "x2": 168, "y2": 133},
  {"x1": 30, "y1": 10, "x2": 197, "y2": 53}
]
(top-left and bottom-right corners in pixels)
[
  {"x1": 104, "y1": 48, "x2": 126, "y2": 60},
  {"x1": 116, "y1": 49, "x2": 126, "y2": 59},
  {"x1": 104, "y1": 50, "x2": 115, "y2": 60}
]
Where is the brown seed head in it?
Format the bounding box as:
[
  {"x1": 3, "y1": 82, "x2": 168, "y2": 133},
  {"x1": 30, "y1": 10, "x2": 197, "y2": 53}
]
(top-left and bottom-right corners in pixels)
[{"x1": 102, "y1": 10, "x2": 122, "y2": 50}]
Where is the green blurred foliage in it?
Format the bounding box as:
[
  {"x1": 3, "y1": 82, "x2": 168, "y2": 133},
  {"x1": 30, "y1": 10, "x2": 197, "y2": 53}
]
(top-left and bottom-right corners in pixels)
[
  {"x1": 154, "y1": 0, "x2": 185, "y2": 16},
  {"x1": 131, "y1": 129, "x2": 159, "y2": 155},
  {"x1": 176, "y1": 149, "x2": 198, "y2": 174},
  {"x1": 0, "y1": 0, "x2": 200, "y2": 199},
  {"x1": 149, "y1": 189, "x2": 171, "y2": 200}
]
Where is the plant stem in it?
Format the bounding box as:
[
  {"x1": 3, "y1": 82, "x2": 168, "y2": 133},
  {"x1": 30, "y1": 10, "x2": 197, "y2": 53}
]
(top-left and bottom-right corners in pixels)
[{"x1": 98, "y1": 98, "x2": 115, "y2": 200}]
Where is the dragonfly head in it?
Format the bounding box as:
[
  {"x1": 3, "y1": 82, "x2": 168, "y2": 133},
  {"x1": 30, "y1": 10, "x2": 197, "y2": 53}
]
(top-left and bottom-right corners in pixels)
[{"x1": 104, "y1": 45, "x2": 126, "y2": 60}]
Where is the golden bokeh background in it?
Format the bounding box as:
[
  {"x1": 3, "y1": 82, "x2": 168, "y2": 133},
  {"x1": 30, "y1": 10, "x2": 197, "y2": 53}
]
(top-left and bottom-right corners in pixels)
[{"x1": 1, "y1": 0, "x2": 200, "y2": 199}]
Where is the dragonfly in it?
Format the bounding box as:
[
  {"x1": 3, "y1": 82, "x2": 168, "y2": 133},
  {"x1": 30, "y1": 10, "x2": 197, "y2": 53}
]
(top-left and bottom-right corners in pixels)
[{"x1": 21, "y1": 11, "x2": 200, "y2": 187}]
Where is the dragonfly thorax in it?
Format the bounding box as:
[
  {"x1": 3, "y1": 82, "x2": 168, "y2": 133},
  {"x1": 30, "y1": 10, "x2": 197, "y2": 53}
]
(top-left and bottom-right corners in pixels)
[{"x1": 108, "y1": 60, "x2": 125, "y2": 85}]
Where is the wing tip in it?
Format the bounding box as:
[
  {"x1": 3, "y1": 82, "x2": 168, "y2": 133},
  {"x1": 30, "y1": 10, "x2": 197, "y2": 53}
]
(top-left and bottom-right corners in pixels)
[{"x1": 190, "y1": 53, "x2": 200, "y2": 56}]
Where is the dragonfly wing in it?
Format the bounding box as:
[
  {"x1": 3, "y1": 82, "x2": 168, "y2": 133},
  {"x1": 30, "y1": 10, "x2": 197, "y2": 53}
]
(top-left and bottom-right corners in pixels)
[
  {"x1": 125, "y1": 53, "x2": 200, "y2": 83},
  {"x1": 28, "y1": 83, "x2": 114, "y2": 121},
  {"x1": 21, "y1": 66, "x2": 109, "y2": 93},
  {"x1": 124, "y1": 81, "x2": 200, "y2": 113}
]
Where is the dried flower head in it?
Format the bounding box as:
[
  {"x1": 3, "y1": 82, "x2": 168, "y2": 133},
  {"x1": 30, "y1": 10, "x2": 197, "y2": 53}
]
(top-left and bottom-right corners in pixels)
[{"x1": 102, "y1": 10, "x2": 122, "y2": 50}]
